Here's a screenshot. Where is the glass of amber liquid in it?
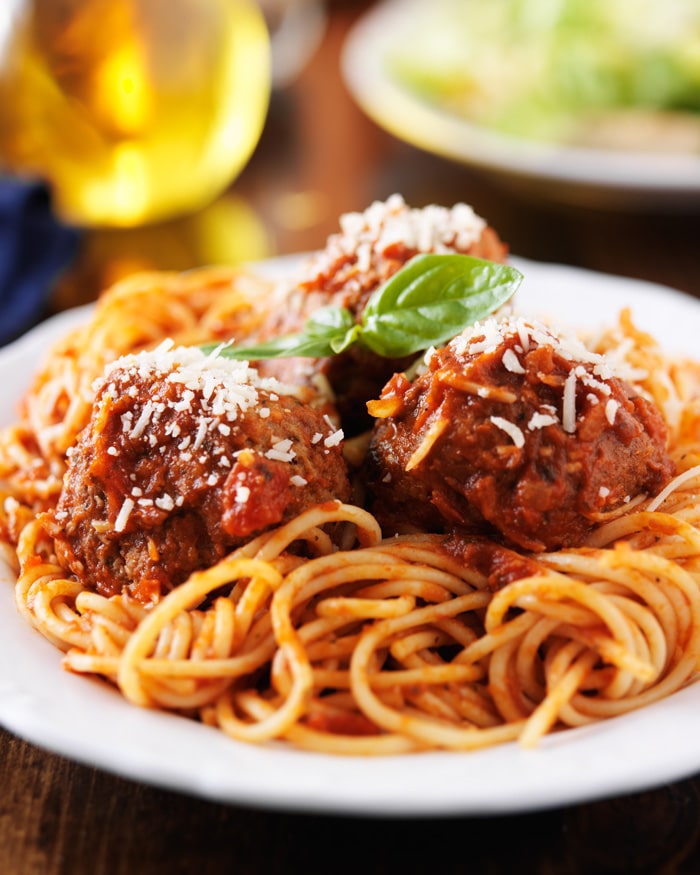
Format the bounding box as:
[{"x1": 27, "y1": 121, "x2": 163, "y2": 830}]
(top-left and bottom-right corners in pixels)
[{"x1": 0, "y1": 0, "x2": 271, "y2": 226}]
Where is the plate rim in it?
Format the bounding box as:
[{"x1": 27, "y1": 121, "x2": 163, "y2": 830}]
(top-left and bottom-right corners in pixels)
[
  {"x1": 2, "y1": 256, "x2": 700, "y2": 816},
  {"x1": 341, "y1": 0, "x2": 700, "y2": 197}
]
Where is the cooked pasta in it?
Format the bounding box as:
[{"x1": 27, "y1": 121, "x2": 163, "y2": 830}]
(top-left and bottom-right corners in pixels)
[
  {"x1": 9, "y1": 490, "x2": 700, "y2": 754},
  {"x1": 3, "y1": 198, "x2": 700, "y2": 756}
]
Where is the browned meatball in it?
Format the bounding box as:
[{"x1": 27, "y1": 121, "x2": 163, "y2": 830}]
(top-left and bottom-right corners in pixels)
[
  {"x1": 45, "y1": 342, "x2": 350, "y2": 602},
  {"x1": 255, "y1": 195, "x2": 509, "y2": 433},
  {"x1": 365, "y1": 315, "x2": 675, "y2": 552}
]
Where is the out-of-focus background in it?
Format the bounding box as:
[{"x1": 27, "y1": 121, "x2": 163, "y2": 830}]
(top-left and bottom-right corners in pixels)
[
  {"x1": 0, "y1": 0, "x2": 699, "y2": 347},
  {"x1": 3, "y1": 4, "x2": 700, "y2": 874}
]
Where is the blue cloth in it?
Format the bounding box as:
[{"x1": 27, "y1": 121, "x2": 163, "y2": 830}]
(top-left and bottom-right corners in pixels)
[{"x1": 0, "y1": 180, "x2": 81, "y2": 346}]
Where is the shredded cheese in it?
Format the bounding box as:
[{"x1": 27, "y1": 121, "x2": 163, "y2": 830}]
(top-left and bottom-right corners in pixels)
[
  {"x1": 490, "y1": 416, "x2": 526, "y2": 448},
  {"x1": 562, "y1": 370, "x2": 577, "y2": 434},
  {"x1": 114, "y1": 498, "x2": 135, "y2": 533},
  {"x1": 93, "y1": 342, "x2": 344, "y2": 532},
  {"x1": 304, "y1": 194, "x2": 487, "y2": 284}
]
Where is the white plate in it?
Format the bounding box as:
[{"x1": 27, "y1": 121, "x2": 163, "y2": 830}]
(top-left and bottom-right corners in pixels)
[
  {"x1": 2, "y1": 257, "x2": 700, "y2": 816},
  {"x1": 341, "y1": 0, "x2": 700, "y2": 207}
]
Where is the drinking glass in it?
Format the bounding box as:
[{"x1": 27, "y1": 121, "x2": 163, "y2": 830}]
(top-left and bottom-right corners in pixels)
[{"x1": 0, "y1": 0, "x2": 271, "y2": 227}]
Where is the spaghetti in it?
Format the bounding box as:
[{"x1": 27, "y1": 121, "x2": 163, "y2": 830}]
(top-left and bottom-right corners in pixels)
[{"x1": 3, "y1": 207, "x2": 700, "y2": 756}]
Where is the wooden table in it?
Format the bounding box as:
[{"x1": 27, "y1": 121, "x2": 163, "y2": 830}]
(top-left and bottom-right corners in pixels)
[{"x1": 3, "y1": 3, "x2": 700, "y2": 872}]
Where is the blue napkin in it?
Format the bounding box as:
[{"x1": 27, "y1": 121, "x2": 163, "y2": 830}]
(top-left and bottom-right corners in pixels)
[{"x1": 0, "y1": 179, "x2": 81, "y2": 346}]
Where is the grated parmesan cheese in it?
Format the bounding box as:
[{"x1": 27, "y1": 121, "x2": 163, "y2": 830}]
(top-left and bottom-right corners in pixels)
[
  {"x1": 93, "y1": 342, "x2": 345, "y2": 533},
  {"x1": 295, "y1": 194, "x2": 487, "y2": 289},
  {"x1": 324, "y1": 428, "x2": 344, "y2": 448},
  {"x1": 562, "y1": 370, "x2": 577, "y2": 434},
  {"x1": 265, "y1": 438, "x2": 296, "y2": 462},
  {"x1": 446, "y1": 314, "x2": 642, "y2": 440},
  {"x1": 528, "y1": 412, "x2": 559, "y2": 430},
  {"x1": 605, "y1": 399, "x2": 620, "y2": 425},
  {"x1": 502, "y1": 348, "x2": 525, "y2": 374},
  {"x1": 100, "y1": 347, "x2": 291, "y2": 478},
  {"x1": 114, "y1": 498, "x2": 134, "y2": 533},
  {"x1": 490, "y1": 416, "x2": 525, "y2": 448},
  {"x1": 235, "y1": 485, "x2": 251, "y2": 504}
]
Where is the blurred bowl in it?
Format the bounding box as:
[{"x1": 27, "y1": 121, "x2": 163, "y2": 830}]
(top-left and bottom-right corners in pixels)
[{"x1": 341, "y1": 0, "x2": 700, "y2": 209}]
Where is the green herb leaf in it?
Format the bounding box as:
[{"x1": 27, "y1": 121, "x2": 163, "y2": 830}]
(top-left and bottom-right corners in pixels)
[
  {"x1": 360, "y1": 254, "x2": 523, "y2": 357},
  {"x1": 206, "y1": 254, "x2": 522, "y2": 362},
  {"x1": 204, "y1": 306, "x2": 359, "y2": 361}
]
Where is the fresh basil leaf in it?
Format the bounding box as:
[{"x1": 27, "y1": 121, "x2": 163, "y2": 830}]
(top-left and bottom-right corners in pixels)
[
  {"x1": 202, "y1": 254, "x2": 522, "y2": 362},
  {"x1": 202, "y1": 305, "x2": 357, "y2": 360},
  {"x1": 305, "y1": 305, "x2": 356, "y2": 336},
  {"x1": 330, "y1": 324, "x2": 362, "y2": 354},
  {"x1": 359, "y1": 254, "x2": 523, "y2": 357},
  {"x1": 307, "y1": 306, "x2": 361, "y2": 354}
]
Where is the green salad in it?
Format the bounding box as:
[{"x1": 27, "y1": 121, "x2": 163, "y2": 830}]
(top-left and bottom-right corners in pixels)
[{"x1": 387, "y1": 0, "x2": 700, "y2": 151}]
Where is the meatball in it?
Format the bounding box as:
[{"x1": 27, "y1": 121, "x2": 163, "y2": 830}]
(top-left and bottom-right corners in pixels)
[
  {"x1": 365, "y1": 315, "x2": 675, "y2": 552},
  {"x1": 255, "y1": 195, "x2": 509, "y2": 433},
  {"x1": 45, "y1": 342, "x2": 351, "y2": 602}
]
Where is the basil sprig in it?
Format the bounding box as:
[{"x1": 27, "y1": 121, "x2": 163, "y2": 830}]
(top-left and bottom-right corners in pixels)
[{"x1": 205, "y1": 254, "x2": 523, "y2": 361}]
